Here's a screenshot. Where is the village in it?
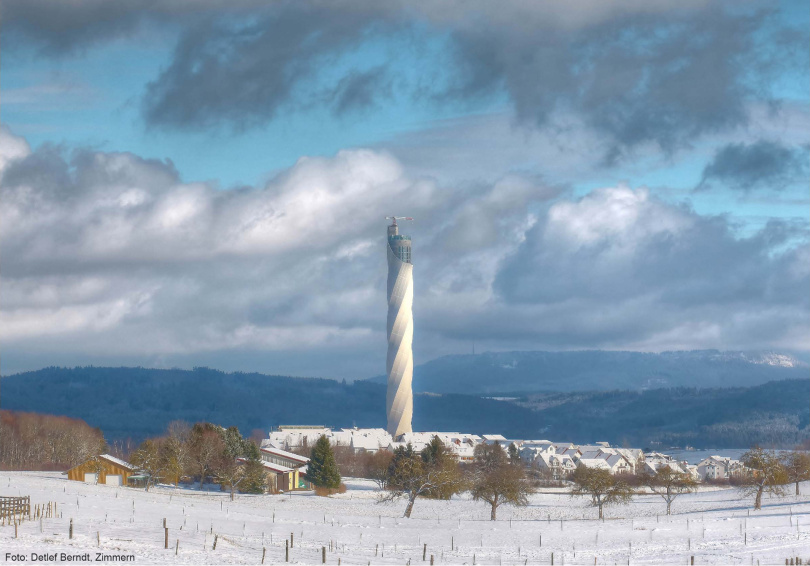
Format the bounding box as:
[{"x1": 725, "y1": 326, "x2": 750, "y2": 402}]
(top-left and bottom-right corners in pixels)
[
  {"x1": 260, "y1": 426, "x2": 747, "y2": 488},
  {"x1": 60, "y1": 425, "x2": 751, "y2": 497}
]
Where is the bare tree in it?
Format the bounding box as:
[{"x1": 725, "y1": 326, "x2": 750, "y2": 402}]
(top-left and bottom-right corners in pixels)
[
  {"x1": 187, "y1": 424, "x2": 227, "y2": 490},
  {"x1": 367, "y1": 450, "x2": 394, "y2": 490},
  {"x1": 218, "y1": 458, "x2": 247, "y2": 500},
  {"x1": 109, "y1": 438, "x2": 136, "y2": 462},
  {"x1": 470, "y1": 443, "x2": 532, "y2": 520},
  {"x1": 130, "y1": 439, "x2": 168, "y2": 491},
  {"x1": 741, "y1": 447, "x2": 788, "y2": 510},
  {"x1": 571, "y1": 465, "x2": 634, "y2": 519},
  {"x1": 781, "y1": 450, "x2": 810, "y2": 496},
  {"x1": 379, "y1": 443, "x2": 464, "y2": 518},
  {"x1": 642, "y1": 465, "x2": 698, "y2": 515},
  {"x1": 165, "y1": 421, "x2": 192, "y2": 485},
  {"x1": 86, "y1": 456, "x2": 105, "y2": 485},
  {"x1": 0, "y1": 411, "x2": 107, "y2": 471}
]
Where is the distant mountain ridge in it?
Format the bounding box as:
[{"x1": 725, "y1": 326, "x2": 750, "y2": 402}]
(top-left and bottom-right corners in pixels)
[{"x1": 366, "y1": 350, "x2": 808, "y2": 394}]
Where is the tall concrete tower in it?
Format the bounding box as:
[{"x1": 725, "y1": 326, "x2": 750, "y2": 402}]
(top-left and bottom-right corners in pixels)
[{"x1": 385, "y1": 216, "x2": 413, "y2": 437}]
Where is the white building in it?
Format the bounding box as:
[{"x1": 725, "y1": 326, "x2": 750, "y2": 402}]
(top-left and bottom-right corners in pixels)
[
  {"x1": 266, "y1": 426, "x2": 332, "y2": 451},
  {"x1": 576, "y1": 452, "x2": 634, "y2": 475},
  {"x1": 266, "y1": 426, "x2": 393, "y2": 454},
  {"x1": 392, "y1": 432, "x2": 482, "y2": 462},
  {"x1": 535, "y1": 452, "x2": 577, "y2": 480},
  {"x1": 697, "y1": 456, "x2": 745, "y2": 480}
]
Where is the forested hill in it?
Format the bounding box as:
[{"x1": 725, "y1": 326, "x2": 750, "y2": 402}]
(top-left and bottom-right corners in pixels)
[
  {"x1": 366, "y1": 350, "x2": 808, "y2": 393},
  {"x1": 0, "y1": 366, "x2": 533, "y2": 442},
  {"x1": 2, "y1": 366, "x2": 808, "y2": 448}
]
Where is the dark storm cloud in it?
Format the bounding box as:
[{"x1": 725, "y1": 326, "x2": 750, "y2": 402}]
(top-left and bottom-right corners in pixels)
[
  {"x1": 141, "y1": 6, "x2": 399, "y2": 130},
  {"x1": 6, "y1": 1, "x2": 797, "y2": 159},
  {"x1": 442, "y1": 8, "x2": 762, "y2": 163},
  {"x1": 330, "y1": 66, "x2": 392, "y2": 115},
  {"x1": 698, "y1": 140, "x2": 809, "y2": 191},
  {"x1": 1, "y1": 0, "x2": 153, "y2": 54},
  {"x1": 140, "y1": 3, "x2": 799, "y2": 159},
  {"x1": 0, "y1": 0, "x2": 269, "y2": 55}
]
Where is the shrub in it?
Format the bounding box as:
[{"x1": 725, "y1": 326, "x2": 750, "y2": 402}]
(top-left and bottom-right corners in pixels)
[{"x1": 314, "y1": 483, "x2": 347, "y2": 497}]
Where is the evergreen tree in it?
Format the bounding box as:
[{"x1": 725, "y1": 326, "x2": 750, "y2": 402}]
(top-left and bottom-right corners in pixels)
[
  {"x1": 420, "y1": 436, "x2": 459, "y2": 499},
  {"x1": 218, "y1": 426, "x2": 263, "y2": 499},
  {"x1": 240, "y1": 459, "x2": 269, "y2": 494},
  {"x1": 421, "y1": 436, "x2": 448, "y2": 466},
  {"x1": 308, "y1": 435, "x2": 341, "y2": 489},
  {"x1": 507, "y1": 442, "x2": 520, "y2": 465}
]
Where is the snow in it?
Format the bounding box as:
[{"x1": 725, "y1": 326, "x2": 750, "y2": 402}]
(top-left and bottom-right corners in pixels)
[
  {"x1": 2, "y1": 472, "x2": 810, "y2": 564},
  {"x1": 260, "y1": 447, "x2": 310, "y2": 465},
  {"x1": 98, "y1": 454, "x2": 136, "y2": 471}
]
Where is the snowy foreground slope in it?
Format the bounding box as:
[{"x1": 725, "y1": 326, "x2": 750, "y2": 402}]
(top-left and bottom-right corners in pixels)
[{"x1": 1, "y1": 473, "x2": 809, "y2": 565}]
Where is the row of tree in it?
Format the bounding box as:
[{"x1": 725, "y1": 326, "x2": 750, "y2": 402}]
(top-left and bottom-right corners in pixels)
[
  {"x1": 0, "y1": 410, "x2": 105, "y2": 470},
  {"x1": 318, "y1": 439, "x2": 810, "y2": 519},
  {"x1": 570, "y1": 447, "x2": 810, "y2": 518},
  {"x1": 374, "y1": 439, "x2": 531, "y2": 519},
  {"x1": 129, "y1": 421, "x2": 267, "y2": 498},
  {"x1": 128, "y1": 422, "x2": 346, "y2": 498}
]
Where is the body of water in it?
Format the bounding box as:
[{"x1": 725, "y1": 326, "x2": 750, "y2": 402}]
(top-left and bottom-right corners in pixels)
[{"x1": 663, "y1": 448, "x2": 746, "y2": 465}]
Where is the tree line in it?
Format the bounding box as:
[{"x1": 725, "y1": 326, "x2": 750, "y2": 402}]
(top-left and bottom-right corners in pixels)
[
  {"x1": 0, "y1": 410, "x2": 105, "y2": 470},
  {"x1": 129, "y1": 421, "x2": 267, "y2": 499}
]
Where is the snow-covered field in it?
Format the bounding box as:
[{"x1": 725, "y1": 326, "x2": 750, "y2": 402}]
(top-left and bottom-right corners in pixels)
[{"x1": 2, "y1": 472, "x2": 809, "y2": 565}]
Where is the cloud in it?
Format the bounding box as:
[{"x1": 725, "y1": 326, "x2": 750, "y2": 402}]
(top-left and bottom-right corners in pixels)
[
  {"x1": 0, "y1": 126, "x2": 31, "y2": 171},
  {"x1": 330, "y1": 66, "x2": 392, "y2": 115},
  {"x1": 4, "y1": 2, "x2": 804, "y2": 162},
  {"x1": 139, "y1": 5, "x2": 400, "y2": 130},
  {"x1": 1, "y1": 128, "x2": 807, "y2": 377},
  {"x1": 487, "y1": 186, "x2": 808, "y2": 351},
  {"x1": 698, "y1": 140, "x2": 809, "y2": 191},
  {"x1": 146, "y1": 3, "x2": 804, "y2": 160}
]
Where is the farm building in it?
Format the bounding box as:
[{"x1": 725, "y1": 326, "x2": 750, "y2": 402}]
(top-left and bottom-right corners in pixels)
[
  {"x1": 65, "y1": 454, "x2": 136, "y2": 486},
  {"x1": 259, "y1": 446, "x2": 312, "y2": 491}
]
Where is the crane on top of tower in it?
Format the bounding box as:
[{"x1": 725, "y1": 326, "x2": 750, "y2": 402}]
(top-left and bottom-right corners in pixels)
[{"x1": 386, "y1": 216, "x2": 413, "y2": 225}]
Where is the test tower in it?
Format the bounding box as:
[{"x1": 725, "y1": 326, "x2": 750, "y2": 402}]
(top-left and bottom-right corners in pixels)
[{"x1": 385, "y1": 216, "x2": 413, "y2": 437}]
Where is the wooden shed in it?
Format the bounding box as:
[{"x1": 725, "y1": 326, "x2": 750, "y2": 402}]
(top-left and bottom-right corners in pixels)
[{"x1": 66, "y1": 454, "x2": 137, "y2": 486}]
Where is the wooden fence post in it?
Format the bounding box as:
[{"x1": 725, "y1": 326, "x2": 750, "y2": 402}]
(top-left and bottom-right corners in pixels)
[
  {"x1": 165, "y1": 527, "x2": 169, "y2": 549},
  {"x1": 69, "y1": 518, "x2": 73, "y2": 539},
  {"x1": 285, "y1": 540, "x2": 289, "y2": 562}
]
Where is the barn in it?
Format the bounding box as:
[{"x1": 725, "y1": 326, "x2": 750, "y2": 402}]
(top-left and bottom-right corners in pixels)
[{"x1": 65, "y1": 454, "x2": 137, "y2": 486}]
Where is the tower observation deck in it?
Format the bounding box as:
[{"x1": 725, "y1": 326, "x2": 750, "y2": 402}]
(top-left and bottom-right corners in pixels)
[{"x1": 385, "y1": 216, "x2": 414, "y2": 437}]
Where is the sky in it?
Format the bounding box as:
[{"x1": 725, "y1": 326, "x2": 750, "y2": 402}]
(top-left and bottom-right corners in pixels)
[{"x1": 1, "y1": 0, "x2": 808, "y2": 380}]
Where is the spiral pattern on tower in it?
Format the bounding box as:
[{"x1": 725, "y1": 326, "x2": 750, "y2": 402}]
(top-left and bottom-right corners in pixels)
[{"x1": 386, "y1": 222, "x2": 413, "y2": 437}]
